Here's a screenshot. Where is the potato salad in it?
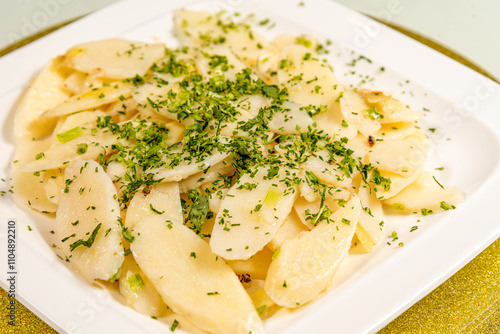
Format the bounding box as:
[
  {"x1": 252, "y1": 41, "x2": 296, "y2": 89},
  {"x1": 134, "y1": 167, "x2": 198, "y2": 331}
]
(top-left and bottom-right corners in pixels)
[{"x1": 12, "y1": 9, "x2": 463, "y2": 334}]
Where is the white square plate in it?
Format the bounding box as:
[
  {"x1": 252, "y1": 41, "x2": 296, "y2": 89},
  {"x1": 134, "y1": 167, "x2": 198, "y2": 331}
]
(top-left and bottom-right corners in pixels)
[{"x1": 1, "y1": 0, "x2": 500, "y2": 333}]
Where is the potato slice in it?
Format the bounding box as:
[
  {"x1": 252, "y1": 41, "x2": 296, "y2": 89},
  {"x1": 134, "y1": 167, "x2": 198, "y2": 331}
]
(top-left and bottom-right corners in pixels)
[
  {"x1": 52, "y1": 110, "x2": 107, "y2": 144},
  {"x1": 43, "y1": 82, "x2": 133, "y2": 118},
  {"x1": 131, "y1": 216, "x2": 262, "y2": 334},
  {"x1": 267, "y1": 101, "x2": 314, "y2": 135},
  {"x1": 14, "y1": 57, "x2": 70, "y2": 139},
  {"x1": 374, "y1": 122, "x2": 418, "y2": 140},
  {"x1": 125, "y1": 182, "x2": 183, "y2": 229},
  {"x1": 12, "y1": 138, "x2": 58, "y2": 212},
  {"x1": 340, "y1": 90, "x2": 381, "y2": 136},
  {"x1": 173, "y1": 9, "x2": 271, "y2": 67},
  {"x1": 370, "y1": 167, "x2": 423, "y2": 200},
  {"x1": 356, "y1": 183, "x2": 384, "y2": 252},
  {"x1": 146, "y1": 149, "x2": 230, "y2": 183},
  {"x1": 265, "y1": 196, "x2": 361, "y2": 308},
  {"x1": 55, "y1": 159, "x2": 124, "y2": 283},
  {"x1": 358, "y1": 89, "x2": 421, "y2": 124},
  {"x1": 62, "y1": 39, "x2": 165, "y2": 79},
  {"x1": 249, "y1": 288, "x2": 279, "y2": 320},
  {"x1": 43, "y1": 168, "x2": 65, "y2": 205},
  {"x1": 383, "y1": 171, "x2": 464, "y2": 212},
  {"x1": 210, "y1": 167, "x2": 298, "y2": 260},
  {"x1": 268, "y1": 210, "x2": 308, "y2": 251},
  {"x1": 178, "y1": 157, "x2": 234, "y2": 193},
  {"x1": 226, "y1": 247, "x2": 273, "y2": 280},
  {"x1": 119, "y1": 255, "x2": 168, "y2": 317},
  {"x1": 301, "y1": 153, "x2": 352, "y2": 189},
  {"x1": 294, "y1": 187, "x2": 352, "y2": 229},
  {"x1": 367, "y1": 133, "x2": 428, "y2": 176},
  {"x1": 20, "y1": 130, "x2": 128, "y2": 172}
]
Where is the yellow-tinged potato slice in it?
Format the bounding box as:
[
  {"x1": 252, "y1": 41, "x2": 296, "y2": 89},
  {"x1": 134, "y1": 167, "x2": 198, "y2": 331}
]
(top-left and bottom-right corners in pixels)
[
  {"x1": 301, "y1": 153, "x2": 352, "y2": 189},
  {"x1": 276, "y1": 44, "x2": 342, "y2": 107},
  {"x1": 249, "y1": 288, "x2": 279, "y2": 320},
  {"x1": 130, "y1": 215, "x2": 263, "y2": 334},
  {"x1": 312, "y1": 101, "x2": 358, "y2": 140},
  {"x1": 356, "y1": 182, "x2": 384, "y2": 252},
  {"x1": 195, "y1": 45, "x2": 247, "y2": 80},
  {"x1": 119, "y1": 255, "x2": 168, "y2": 317},
  {"x1": 62, "y1": 39, "x2": 165, "y2": 79},
  {"x1": 51, "y1": 110, "x2": 107, "y2": 144},
  {"x1": 178, "y1": 157, "x2": 234, "y2": 193},
  {"x1": 43, "y1": 168, "x2": 65, "y2": 205},
  {"x1": 132, "y1": 74, "x2": 184, "y2": 122},
  {"x1": 12, "y1": 138, "x2": 58, "y2": 212},
  {"x1": 367, "y1": 133, "x2": 428, "y2": 176},
  {"x1": 146, "y1": 148, "x2": 230, "y2": 183},
  {"x1": 55, "y1": 159, "x2": 124, "y2": 283},
  {"x1": 14, "y1": 57, "x2": 70, "y2": 139},
  {"x1": 267, "y1": 101, "x2": 315, "y2": 135},
  {"x1": 374, "y1": 122, "x2": 418, "y2": 140},
  {"x1": 62, "y1": 70, "x2": 87, "y2": 95},
  {"x1": 294, "y1": 187, "x2": 352, "y2": 229},
  {"x1": 43, "y1": 82, "x2": 133, "y2": 118},
  {"x1": 383, "y1": 171, "x2": 464, "y2": 212},
  {"x1": 173, "y1": 9, "x2": 271, "y2": 67},
  {"x1": 265, "y1": 196, "x2": 361, "y2": 307},
  {"x1": 226, "y1": 247, "x2": 273, "y2": 280},
  {"x1": 370, "y1": 166, "x2": 424, "y2": 200},
  {"x1": 358, "y1": 89, "x2": 421, "y2": 124},
  {"x1": 340, "y1": 90, "x2": 381, "y2": 136},
  {"x1": 20, "y1": 130, "x2": 129, "y2": 172},
  {"x1": 210, "y1": 167, "x2": 298, "y2": 260},
  {"x1": 125, "y1": 182, "x2": 183, "y2": 229},
  {"x1": 106, "y1": 97, "x2": 138, "y2": 123},
  {"x1": 268, "y1": 210, "x2": 309, "y2": 251}
]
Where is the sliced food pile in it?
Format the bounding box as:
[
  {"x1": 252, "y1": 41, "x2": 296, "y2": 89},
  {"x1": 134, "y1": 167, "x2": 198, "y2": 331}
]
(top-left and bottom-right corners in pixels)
[{"x1": 12, "y1": 9, "x2": 463, "y2": 333}]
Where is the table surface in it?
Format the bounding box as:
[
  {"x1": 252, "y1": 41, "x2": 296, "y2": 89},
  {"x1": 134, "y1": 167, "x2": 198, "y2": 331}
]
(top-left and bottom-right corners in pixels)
[{"x1": 1, "y1": 1, "x2": 499, "y2": 333}]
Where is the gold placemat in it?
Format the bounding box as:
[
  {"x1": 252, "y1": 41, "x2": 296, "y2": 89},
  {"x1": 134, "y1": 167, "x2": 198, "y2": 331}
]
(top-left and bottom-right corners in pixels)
[{"x1": 1, "y1": 14, "x2": 499, "y2": 334}]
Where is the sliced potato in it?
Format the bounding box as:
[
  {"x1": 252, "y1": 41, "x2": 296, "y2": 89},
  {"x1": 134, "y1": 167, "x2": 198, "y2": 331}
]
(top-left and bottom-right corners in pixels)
[
  {"x1": 369, "y1": 167, "x2": 423, "y2": 200},
  {"x1": 131, "y1": 215, "x2": 262, "y2": 334},
  {"x1": 268, "y1": 101, "x2": 314, "y2": 135},
  {"x1": 268, "y1": 210, "x2": 308, "y2": 251},
  {"x1": 125, "y1": 182, "x2": 183, "y2": 229},
  {"x1": 62, "y1": 39, "x2": 165, "y2": 79},
  {"x1": 43, "y1": 82, "x2": 133, "y2": 118},
  {"x1": 20, "y1": 130, "x2": 128, "y2": 172},
  {"x1": 55, "y1": 159, "x2": 124, "y2": 283},
  {"x1": 265, "y1": 196, "x2": 361, "y2": 307},
  {"x1": 294, "y1": 187, "x2": 352, "y2": 229},
  {"x1": 301, "y1": 153, "x2": 352, "y2": 189},
  {"x1": 11, "y1": 138, "x2": 58, "y2": 212},
  {"x1": 43, "y1": 168, "x2": 65, "y2": 205},
  {"x1": 356, "y1": 182, "x2": 384, "y2": 252},
  {"x1": 178, "y1": 157, "x2": 234, "y2": 193},
  {"x1": 14, "y1": 57, "x2": 70, "y2": 139},
  {"x1": 367, "y1": 133, "x2": 428, "y2": 176},
  {"x1": 119, "y1": 255, "x2": 168, "y2": 317},
  {"x1": 383, "y1": 171, "x2": 464, "y2": 212},
  {"x1": 226, "y1": 247, "x2": 273, "y2": 280},
  {"x1": 374, "y1": 122, "x2": 418, "y2": 140},
  {"x1": 340, "y1": 90, "x2": 381, "y2": 136},
  {"x1": 147, "y1": 149, "x2": 230, "y2": 183},
  {"x1": 358, "y1": 89, "x2": 420, "y2": 124},
  {"x1": 249, "y1": 288, "x2": 279, "y2": 320},
  {"x1": 210, "y1": 167, "x2": 298, "y2": 260}
]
